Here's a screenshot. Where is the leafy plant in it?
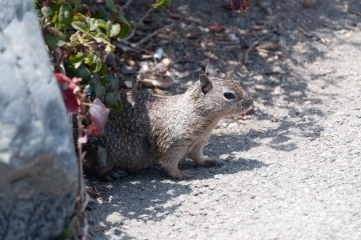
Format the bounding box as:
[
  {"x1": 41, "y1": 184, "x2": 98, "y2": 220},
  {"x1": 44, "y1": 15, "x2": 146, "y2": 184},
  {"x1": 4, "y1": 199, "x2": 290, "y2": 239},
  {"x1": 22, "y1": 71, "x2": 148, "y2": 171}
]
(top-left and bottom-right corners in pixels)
[{"x1": 34, "y1": 0, "x2": 130, "y2": 112}]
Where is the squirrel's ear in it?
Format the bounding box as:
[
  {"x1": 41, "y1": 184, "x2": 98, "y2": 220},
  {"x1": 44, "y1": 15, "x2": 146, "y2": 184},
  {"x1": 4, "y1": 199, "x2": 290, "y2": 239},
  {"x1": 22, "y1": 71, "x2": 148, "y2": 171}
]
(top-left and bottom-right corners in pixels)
[
  {"x1": 200, "y1": 74, "x2": 213, "y2": 95},
  {"x1": 205, "y1": 65, "x2": 217, "y2": 77}
]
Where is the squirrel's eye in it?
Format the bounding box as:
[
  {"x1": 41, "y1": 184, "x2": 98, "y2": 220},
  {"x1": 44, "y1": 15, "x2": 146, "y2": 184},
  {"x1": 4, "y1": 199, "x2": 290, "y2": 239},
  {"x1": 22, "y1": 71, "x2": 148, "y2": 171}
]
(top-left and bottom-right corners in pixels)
[{"x1": 224, "y1": 92, "x2": 235, "y2": 99}]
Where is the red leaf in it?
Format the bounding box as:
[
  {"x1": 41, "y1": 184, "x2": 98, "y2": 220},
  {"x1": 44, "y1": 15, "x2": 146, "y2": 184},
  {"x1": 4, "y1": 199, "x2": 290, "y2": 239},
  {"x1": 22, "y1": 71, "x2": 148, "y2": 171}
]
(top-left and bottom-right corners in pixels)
[
  {"x1": 231, "y1": 0, "x2": 241, "y2": 10},
  {"x1": 89, "y1": 98, "x2": 110, "y2": 136},
  {"x1": 61, "y1": 88, "x2": 79, "y2": 113},
  {"x1": 241, "y1": 0, "x2": 250, "y2": 10},
  {"x1": 55, "y1": 73, "x2": 72, "y2": 84},
  {"x1": 209, "y1": 25, "x2": 225, "y2": 33},
  {"x1": 230, "y1": 0, "x2": 250, "y2": 14},
  {"x1": 55, "y1": 73, "x2": 81, "y2": 90}
]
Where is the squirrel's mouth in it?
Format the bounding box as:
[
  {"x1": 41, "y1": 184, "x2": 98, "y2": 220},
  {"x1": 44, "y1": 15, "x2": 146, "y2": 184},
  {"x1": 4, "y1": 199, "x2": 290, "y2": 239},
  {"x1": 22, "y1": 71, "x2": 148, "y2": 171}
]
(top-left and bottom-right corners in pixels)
[{"x1": 231, "y1": 98, "x2": 254, "y2": 119}]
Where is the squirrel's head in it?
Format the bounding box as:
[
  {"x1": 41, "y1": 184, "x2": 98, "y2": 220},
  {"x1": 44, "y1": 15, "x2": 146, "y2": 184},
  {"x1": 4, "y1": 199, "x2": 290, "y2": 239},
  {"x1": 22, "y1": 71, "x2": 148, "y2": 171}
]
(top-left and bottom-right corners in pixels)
[{"x1": 192, "y1": 74, "x2": 253, "y2": 118}]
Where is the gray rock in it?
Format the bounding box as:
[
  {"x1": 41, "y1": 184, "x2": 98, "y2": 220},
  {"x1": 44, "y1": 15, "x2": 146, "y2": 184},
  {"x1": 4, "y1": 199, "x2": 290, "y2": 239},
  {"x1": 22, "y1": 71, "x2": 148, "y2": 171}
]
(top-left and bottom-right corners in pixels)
[
  {"x1": 121, "y1": 65, "x2": 137, "y2": 75},
  {"x1": 0, "y1": 0, "x2": 78, "y2": 239}
]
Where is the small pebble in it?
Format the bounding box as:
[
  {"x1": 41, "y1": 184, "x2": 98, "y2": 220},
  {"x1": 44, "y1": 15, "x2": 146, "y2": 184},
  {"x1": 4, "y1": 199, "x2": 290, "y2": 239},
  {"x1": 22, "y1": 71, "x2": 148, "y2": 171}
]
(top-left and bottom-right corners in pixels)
[{"x1": 121, "y1": 65, "x2": 137, "y2": 75}]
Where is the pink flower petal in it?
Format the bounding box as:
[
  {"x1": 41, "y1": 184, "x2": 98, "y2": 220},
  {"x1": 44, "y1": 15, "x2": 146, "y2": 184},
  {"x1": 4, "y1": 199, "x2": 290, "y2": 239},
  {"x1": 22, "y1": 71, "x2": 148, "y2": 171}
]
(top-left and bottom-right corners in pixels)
[
  {"x1": 89, "y1": 98, "x2": 110, "y2": 136},
  {"x1": 72, "y1": 77, "x2": 82, "y2": 84},
  {"x1": 78, "y1": 134, "x2": 88, "y2": 144}
]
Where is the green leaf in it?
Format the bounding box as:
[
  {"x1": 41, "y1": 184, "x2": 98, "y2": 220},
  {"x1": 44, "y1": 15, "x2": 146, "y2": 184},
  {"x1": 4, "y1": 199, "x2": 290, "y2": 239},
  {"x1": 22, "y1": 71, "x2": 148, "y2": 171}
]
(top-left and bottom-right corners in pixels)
[
  {"x1": 87, "y1": 18, "x2": 98, "y2": 31},
  {"x1": 65, "y1": 63, "x2": 91, "y2": 83},
  {"x1": 73, "y1": 0, "x2": 82, "y2": 6},
  {"x1": 71, "y1": 21, "x2": 88, "y2": 33},
  {"x1": 69, "y1": 53, "x2": 84, "y2": 69},
  {"x1": 59, "y1": 4, "x2": 71, "y2": 24},
  {"x1": 94, "y1": 82, "x2": 106, "y2": 97},
  {"x1": 77, "y1": 66, "x2": 91, "y2": 83},
  {"x1": 109, "y1": 23, "x2": 120, "y2": 38},
  {"x1": 43, "y1": 28, "x2": 66, "y2": 49},
  {"x1": 65, "y1": 30, "x2": 76, "y2": 41},
  {"x1": 99, "y1": 64, "x2": 107, "y2": 76},
  {"x1": 110, "y1": 100, "x2": 123, "y2": 114},
  {"x1": 44, "y1": 35, "x2": 66, "y2": 49},
  {"x1": 73, "y1": 2, "x2": 85, "y2": 14},
  {"x1": 48, "y1": 1, "x2": 58, "y2": 10},
  {"x1": 104, "y1": 91, "x2": 120, "y2": 107},
  {"x1": 106, "y1": 21, "x2": 112, "y2": 36},
  {"x1": 73, "y1": 13, "x2": 86, "y2": 21},
  {"x1": 44, "y1": 27, "x2": 65, "y2": 40},
  {"x1": 51, "y1": 11, "x2": 58, "y2": 23},
  {"x1": 85, "y1": 51, "x2": 95, "y2": 65},
  {"x1": 96, "y1": 19, "x2": 107, "y2": 32},
  {"x1": 41, "y1": 7, "x2": 53, "y2": 19},
  {"x1": 117, "y1": 11, "x2": 131, "y2": 38},
  {"x1": 105, "y1": 44, "x2": 115, "y2": 53},
  {"x1": 89, "y1": 4, "x2": 100, "y2": 13},
  {"x1": 89, "y1": 55, "x2": 102, "y2": 72},
  {"x1": 101, "y1": 76, "x2": 118, "y2": 91},
  {"x1": 93, "y1": 32, "x2": 110, "y2": 44},
  {"x1": 96, "y1": 11, "x2": 111, "y2": 21},
  {"x1": 90, "y1": 73, "x2": 100, "y2": 85},
  {"x1": 94, "y1": 58, "x2": 103, "y2": 72},
  {"x1": 152, "y1": 0, "x2": 172, "y2": 9},
  {"x1": 62, "y1": 228, "x2": 75, "y2": 238},
  {"x1": 106, "y1": 0, "x2": 118, "y2": 14}
]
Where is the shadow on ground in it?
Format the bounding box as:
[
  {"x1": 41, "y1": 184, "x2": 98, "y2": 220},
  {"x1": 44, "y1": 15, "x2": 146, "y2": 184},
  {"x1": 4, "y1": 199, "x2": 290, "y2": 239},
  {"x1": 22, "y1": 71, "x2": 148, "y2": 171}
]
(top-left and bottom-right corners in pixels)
[
  {"x1": 86, "y1": 0, "x2": 360, "y2": 238},
  {"x1": 87, "y1": 155, "x2": 266, "y2": 238}
]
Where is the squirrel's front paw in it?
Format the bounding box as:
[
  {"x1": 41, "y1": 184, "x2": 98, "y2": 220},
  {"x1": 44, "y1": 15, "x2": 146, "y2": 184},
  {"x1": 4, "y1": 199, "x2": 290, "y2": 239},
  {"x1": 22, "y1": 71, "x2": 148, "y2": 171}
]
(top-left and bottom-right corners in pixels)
[
  {"x1": 204, "y1": 157, "x2": 224, "y2": 167},
  {"x1": 168, "y1": 169, "x2": 192, "y2": 179}
]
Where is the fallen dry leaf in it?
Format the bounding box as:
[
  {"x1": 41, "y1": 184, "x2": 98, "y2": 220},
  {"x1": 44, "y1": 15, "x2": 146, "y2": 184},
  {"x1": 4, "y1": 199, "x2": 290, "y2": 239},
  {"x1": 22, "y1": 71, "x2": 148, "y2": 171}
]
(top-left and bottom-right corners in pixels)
[
  {"x1": 232, "y1": 0, "x2": 250, "y2": 14},
  {"x1": 303, "y1": 1, "x2": 317, "y2": 9},
  {"x1": 209, "y1": 25, "x2": 225, "y2": 33},
  {"x1": 252, "y1": 25, "x2": 265, "y2": 31},
  {"x1": 138, "y1": 74, "x2": 174, "y2": 89},
  {"x1": 169, "y1": 12, "x2": 182, "y2": 19}
]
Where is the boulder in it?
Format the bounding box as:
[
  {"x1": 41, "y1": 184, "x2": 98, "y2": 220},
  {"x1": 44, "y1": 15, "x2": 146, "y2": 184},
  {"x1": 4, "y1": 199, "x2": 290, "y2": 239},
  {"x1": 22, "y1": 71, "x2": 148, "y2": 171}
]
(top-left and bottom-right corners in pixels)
[{"x1": 0, "y1": 0, "x2": 78, "y2": 239}]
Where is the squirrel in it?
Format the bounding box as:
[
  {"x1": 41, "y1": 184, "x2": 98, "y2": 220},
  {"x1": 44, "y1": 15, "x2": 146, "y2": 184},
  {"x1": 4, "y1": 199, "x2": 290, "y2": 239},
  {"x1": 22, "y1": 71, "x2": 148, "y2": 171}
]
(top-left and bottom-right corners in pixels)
[{"x1": 90, "y1": 66, "x2": 253, "y2": 179}]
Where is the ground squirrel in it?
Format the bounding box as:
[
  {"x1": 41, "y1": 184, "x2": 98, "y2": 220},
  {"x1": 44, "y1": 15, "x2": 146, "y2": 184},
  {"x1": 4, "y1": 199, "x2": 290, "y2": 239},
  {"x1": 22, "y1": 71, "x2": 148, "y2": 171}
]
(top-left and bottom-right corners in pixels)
[{"x1": 93, "y1": 67, "x2": 253, "y2": 179}]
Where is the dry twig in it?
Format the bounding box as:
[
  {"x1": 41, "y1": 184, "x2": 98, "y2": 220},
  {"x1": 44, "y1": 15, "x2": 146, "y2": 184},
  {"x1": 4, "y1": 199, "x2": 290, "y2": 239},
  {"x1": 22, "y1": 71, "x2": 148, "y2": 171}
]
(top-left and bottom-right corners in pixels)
[
  {"x1": 132, "y1": 15, "x2": 187, "y2": 48},
  {"x1": 132, "y1": 21, "x2": 178, "y2": 47},
  {"x1": 243, "y1": 33, "x2": 273, "y2": 63},
  {"x1": 121, "y1": 0, "x2": 134, "y2": 9},
  {"x1": 123, "y1": 7, "x2": 154, "y2": 42}
]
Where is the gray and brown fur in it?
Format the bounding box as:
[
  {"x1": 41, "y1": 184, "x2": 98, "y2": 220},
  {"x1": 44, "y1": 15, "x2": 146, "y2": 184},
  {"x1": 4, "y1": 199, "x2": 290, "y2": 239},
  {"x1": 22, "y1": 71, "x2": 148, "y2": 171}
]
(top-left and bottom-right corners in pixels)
[{"x1": 94, "y1": 69, "x2": 252, "y2": 179}]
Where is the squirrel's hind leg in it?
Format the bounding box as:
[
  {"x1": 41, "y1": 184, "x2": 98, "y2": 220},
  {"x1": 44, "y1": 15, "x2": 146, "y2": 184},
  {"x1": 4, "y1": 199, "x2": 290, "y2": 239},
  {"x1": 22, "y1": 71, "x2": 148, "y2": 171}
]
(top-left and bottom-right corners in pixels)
[{"x1": 160, "y1": 152, "x2": 192, "y2": 179}]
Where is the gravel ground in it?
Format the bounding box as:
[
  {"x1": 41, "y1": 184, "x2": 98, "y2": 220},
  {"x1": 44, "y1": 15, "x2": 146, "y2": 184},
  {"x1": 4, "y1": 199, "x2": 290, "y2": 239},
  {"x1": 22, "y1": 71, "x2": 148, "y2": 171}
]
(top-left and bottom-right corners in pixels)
[{"x1": 87, "y1": 0, "x2": 361, "y2": 239}]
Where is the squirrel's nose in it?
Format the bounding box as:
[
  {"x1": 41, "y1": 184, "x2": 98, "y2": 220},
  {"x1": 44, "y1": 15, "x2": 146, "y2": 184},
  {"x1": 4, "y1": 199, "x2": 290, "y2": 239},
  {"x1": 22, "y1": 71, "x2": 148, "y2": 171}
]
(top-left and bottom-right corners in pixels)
[{"x1": 242, "y1": 95, "x2": 253, "y2": 110}]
